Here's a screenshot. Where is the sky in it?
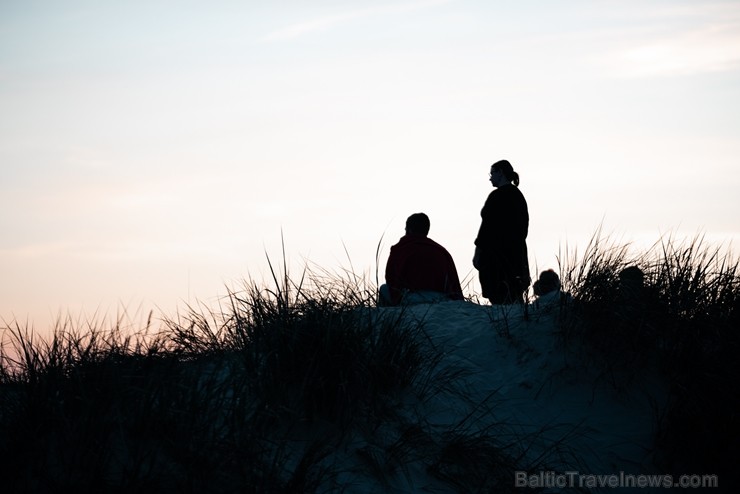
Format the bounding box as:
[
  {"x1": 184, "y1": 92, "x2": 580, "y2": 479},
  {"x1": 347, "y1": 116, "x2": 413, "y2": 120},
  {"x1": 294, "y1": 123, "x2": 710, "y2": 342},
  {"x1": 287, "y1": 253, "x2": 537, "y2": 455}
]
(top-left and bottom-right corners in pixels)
[{"x1": 2, "y1": 0, "x2": 740, "y2": 331}]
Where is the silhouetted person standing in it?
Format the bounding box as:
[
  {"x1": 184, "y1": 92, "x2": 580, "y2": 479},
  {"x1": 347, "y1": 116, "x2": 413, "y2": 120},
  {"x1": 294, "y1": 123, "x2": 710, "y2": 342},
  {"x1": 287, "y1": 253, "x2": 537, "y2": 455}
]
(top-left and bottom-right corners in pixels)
[
  {"x1": 473, "y1": 160, "x2": 530, "y2": 304},
  {"x1": 380, "y1": 213, "x2": 464, "y2": 306}
]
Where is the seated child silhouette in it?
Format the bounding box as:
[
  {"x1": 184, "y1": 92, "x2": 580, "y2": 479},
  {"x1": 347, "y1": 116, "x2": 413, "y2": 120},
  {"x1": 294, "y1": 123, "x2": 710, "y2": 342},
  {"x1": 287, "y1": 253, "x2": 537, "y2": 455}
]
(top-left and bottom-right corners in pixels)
[{"x1": 532, "y1": 269, "x2": 568, "y2": 310}]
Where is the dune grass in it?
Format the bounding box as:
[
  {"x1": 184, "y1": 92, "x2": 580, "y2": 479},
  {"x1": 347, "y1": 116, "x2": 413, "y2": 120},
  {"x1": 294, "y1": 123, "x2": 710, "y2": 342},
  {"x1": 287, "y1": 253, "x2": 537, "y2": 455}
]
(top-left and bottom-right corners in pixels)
[
  {"x1": 4, "y1": 228, "x2": 734, "y2": 491},
  {"x1": 0, "y1": 258, "x2": 574, "y2": 493},
  {"x1": 557, "y1": 229, "x2": 739, "y2": 480}
]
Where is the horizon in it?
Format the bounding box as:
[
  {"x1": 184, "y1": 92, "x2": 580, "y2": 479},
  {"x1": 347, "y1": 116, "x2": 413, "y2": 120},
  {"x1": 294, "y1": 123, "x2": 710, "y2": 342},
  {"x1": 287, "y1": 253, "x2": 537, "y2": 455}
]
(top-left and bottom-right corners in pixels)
[{"x1": 2, "y1": 1, "x2": 740, "y2": 332}]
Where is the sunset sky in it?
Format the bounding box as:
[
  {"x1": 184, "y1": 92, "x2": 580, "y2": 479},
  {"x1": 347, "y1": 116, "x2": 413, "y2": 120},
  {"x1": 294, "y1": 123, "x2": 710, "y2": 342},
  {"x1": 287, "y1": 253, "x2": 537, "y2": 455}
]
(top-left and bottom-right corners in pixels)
[{"x1": 2, "y1": 0, "x2": 739, "y2": 330}]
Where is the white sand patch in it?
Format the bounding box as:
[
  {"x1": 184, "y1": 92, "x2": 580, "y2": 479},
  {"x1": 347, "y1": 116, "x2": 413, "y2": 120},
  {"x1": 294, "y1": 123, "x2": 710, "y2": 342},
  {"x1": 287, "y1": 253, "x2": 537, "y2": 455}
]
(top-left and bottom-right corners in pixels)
[{"x1": 343, "y1": 299, "x2": 665, "y2": 491}]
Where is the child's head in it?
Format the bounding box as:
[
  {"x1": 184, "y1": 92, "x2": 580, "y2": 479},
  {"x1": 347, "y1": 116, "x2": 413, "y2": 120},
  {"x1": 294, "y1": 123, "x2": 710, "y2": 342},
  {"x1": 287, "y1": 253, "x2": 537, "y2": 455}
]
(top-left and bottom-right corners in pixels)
[{"x1": 533, "y1": 269, "x2": 560, "y2": 296}]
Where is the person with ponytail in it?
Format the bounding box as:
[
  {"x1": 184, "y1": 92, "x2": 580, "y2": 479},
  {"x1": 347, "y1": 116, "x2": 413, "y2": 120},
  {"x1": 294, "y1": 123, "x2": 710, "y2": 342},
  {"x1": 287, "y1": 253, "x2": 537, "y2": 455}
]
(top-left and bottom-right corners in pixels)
[{"x1": 473, "y1": 159, "x2": 530, "y2": 304}]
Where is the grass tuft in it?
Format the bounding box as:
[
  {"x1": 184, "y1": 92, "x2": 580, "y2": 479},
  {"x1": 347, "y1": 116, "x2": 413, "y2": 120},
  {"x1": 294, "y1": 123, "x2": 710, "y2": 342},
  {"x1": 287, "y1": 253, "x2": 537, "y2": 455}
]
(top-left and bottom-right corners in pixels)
[
  {"x1": 1, "y1": 256, "x2": 568, "y2": 492},
  {"x1": 558, "y1": 228, "x2": 739, "y2": 479}
]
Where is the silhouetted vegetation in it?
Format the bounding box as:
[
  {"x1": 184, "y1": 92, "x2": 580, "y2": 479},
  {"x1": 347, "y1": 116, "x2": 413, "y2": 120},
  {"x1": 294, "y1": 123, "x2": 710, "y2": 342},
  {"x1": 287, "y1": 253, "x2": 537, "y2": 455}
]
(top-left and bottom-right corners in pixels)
[
  {"x1": 0, "y1": 261, "x2": 566, "y2": 493},
  {"x1": 3, "y1": 229, "x2": 734, "y2": 491},
  {"x1": 558, "y1": 229, "x2": 739, "y2": 481}
]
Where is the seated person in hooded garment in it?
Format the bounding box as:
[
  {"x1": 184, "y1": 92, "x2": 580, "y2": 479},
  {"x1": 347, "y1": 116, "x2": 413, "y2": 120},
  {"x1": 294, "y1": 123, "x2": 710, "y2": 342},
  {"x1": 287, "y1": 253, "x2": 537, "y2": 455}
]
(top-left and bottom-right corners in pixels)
[
  {"x1": 533, "y1": 269, "x2": 561, "y2": 298},
  {"x1": 379, "y1": 213, "x2": 464, "y2": 306},
  {"x1": 531, "y1": 269, "x2": 570, "y2": 310}
]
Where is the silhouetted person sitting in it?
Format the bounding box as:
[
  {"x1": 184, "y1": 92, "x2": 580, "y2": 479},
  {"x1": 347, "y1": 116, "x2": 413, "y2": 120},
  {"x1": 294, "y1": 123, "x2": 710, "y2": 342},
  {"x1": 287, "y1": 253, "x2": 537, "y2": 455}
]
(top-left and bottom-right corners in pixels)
[
  {"x1": 533, "y1": 269, "x2": 561, "y2": 297},
  {"x1": 531, "y1": 269, "x2": 568, "y2": 311},
  {"x1": 379, "y1": 213, "x2": 464, "y2": 306},
  {"x1": 618, "y1": 265, "x2": 644, "y2": 299},
  {"x1": 617, "y1": 265, "x2": 645, "y2": 316}
]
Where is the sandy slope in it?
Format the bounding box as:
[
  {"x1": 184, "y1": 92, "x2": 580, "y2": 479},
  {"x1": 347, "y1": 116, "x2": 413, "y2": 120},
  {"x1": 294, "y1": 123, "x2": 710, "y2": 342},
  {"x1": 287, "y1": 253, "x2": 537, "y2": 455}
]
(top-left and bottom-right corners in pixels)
[{"x1": 329, "y1": 299, "x2": 663, "y2": 492}]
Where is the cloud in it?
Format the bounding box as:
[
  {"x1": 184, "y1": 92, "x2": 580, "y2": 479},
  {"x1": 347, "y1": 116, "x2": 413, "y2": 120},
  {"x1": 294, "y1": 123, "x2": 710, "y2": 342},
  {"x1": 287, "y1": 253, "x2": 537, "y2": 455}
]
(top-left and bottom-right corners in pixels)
[
  {"x1": 612, "y1": 24, "x2": 740, "y2": 77},
  {"x1": 600, "y1": 3, "x2": 740, "y2": 77},
  {"x1": 259, "y1": 0, "x2": 453, "y2": 42},
  {"x1": 260, "y1": 11, "x2": 368, "y2": 42}
]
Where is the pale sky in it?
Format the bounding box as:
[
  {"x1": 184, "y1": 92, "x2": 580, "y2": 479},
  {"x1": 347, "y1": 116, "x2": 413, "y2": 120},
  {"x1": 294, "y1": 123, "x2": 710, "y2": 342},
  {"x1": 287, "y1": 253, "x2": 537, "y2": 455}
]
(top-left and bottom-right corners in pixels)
[{"x1": 2, "y1": 0, "x2": 740, "y2": 331}]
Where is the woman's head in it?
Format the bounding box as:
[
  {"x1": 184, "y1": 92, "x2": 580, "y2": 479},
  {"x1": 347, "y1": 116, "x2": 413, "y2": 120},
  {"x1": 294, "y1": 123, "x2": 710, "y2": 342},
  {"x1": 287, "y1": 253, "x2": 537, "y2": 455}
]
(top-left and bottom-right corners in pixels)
[{"x1": 490, "y1": 159, "x2": 520, "y2": 187}]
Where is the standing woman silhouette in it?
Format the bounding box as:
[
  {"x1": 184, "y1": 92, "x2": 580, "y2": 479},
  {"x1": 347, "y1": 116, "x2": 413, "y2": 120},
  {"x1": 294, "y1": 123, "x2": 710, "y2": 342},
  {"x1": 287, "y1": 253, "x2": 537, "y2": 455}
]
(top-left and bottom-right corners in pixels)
[{"x1": 473, "y1": 159, "x2": 530, "y2": 304}]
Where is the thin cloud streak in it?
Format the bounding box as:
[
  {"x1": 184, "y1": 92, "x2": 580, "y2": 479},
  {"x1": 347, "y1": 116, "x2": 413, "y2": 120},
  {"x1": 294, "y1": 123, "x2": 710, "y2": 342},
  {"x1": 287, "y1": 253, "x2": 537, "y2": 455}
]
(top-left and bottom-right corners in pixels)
[
  {"x1": 260, "y1": 0, "x2": 454, "y2": 42},
  {"x1": 609, "y1": 23, "x2": 740, "y2": 77},
  {"x1": 595, "y1": 2, "x2": 740, "y2": 77}
]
